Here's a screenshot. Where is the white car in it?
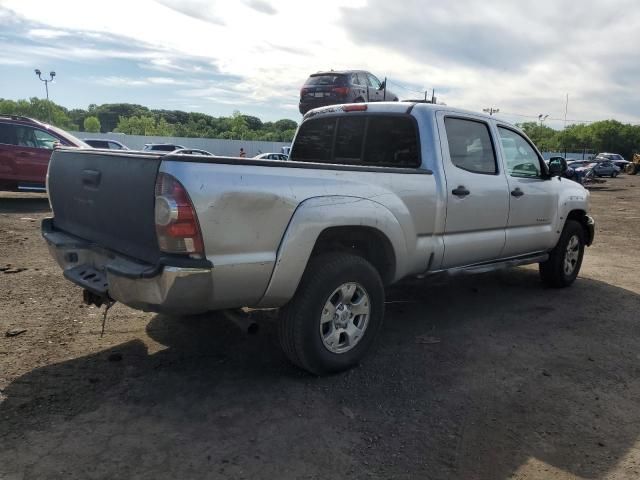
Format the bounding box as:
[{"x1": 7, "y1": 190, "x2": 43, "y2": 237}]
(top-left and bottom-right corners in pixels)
[{"x1": 254, "y1": 153, "x2": 288, "y2": 161}]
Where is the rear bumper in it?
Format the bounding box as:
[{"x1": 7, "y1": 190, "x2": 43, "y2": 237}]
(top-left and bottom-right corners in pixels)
[{"x1": 42, "y1": 218, "x2": 215, "y2": 314}]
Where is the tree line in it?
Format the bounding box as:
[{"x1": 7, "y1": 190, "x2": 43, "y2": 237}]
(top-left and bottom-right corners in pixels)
[
  {"x1": 2, "y1": 97, "x2": 639, "y2": 156},
  {"x1": 518, "y1": 120, "x2": 640, "y2": 159},
  {"x1": 0, "y1": 98, "x2": 298, "y2": 142}
]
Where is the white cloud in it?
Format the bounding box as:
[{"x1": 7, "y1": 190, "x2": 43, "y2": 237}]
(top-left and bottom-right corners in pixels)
[
  {"x1": 92, "y1": 76, "x2": 189, "y2": 87},
  {"x1": 27, "y1": 28, "x2": 70, "y2": 39}
]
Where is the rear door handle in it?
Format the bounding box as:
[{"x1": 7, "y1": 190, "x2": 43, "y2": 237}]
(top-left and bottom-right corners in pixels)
[
  {"x1": 511, "y1": 188, "x2": 524, "y2": 197},
  {"x1": 452, "y1": 186, "x2": 470, "y2": 197}
]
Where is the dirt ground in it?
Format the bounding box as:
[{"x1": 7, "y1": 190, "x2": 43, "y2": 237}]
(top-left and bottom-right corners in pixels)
[{"x1": 1, "y1": 175, "x2": 639, "y2": 480}]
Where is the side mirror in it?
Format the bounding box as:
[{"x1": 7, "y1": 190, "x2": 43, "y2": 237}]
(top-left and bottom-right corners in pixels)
[
  {"x1": 548, "y1": 161, "x2": 565, "y2": 176},
  {"x1": 378, "y1": 79, "x2": 386, "y2": 91}
]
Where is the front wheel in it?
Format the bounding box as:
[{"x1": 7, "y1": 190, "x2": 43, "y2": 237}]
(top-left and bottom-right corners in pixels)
[
  {"x1": 278, "y1": 253, "x2": 385, "y2": 375},
  {"x1": 611, "y1": 171, "x2": 618, "y2": 178},
  {"x1": 539, "y1": 220, "x2": 585, "y2": 288}
]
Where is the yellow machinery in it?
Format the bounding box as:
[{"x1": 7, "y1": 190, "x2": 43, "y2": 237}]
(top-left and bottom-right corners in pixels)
[{"x1": 625, "y1": 153, "x2": 640, "y2": 175}]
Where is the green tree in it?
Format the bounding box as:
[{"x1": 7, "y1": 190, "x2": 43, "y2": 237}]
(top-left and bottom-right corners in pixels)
[
  {"x1": 230, "y1": 110, "x2": 249, "y2": 139},
  {"x1": 83, "y1": 116, "x2": 101, "y2": 133}
]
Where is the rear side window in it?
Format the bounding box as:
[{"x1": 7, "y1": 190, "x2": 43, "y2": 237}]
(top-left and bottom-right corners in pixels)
[
  {"x1": 291, "y1": 115, "x2": 420, "y2": 168},
  {"x1": 290, "y1": 117, "x2": 335, "y2": 162},
  {"x1": 0, "y1": 123, "x2": 18, "y2": 145},
  {"x1": 444, "y1": 117, "x2": 497, "y2": 174},
  {"x1": 305, "y1": 75, "x2": 346, "y2": 86}
]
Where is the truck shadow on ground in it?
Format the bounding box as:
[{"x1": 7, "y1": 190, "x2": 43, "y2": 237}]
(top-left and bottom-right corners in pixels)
[
  {"x1": 0, "y1": 195, "x2": 50, "y2": 214},
  {"x1": 1, "y1": 269, "x2": 639, "y2": 479}
]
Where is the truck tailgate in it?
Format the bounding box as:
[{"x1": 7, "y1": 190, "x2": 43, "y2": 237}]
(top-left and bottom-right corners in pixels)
[{"x1": 47, "y1": 149, "x2": 162, "y2": 264}]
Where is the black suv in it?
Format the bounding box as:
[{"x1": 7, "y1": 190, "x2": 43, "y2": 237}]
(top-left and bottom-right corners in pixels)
[{"x1": 299, "y1": 70, "x2": 398, "y2": 114}]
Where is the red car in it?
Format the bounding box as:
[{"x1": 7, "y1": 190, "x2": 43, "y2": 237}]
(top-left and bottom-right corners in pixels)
[{"x1": 0, "y1": 115, "x2": 89, "y2": 191}]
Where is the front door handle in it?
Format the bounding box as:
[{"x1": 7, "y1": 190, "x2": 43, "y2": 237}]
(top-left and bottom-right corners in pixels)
[
  {"x1": 511, "y1": 188, "x2": 524, "y2": 197},
  {"x1": 452, "y1": 186, "x2": 470, "y2": 197}
]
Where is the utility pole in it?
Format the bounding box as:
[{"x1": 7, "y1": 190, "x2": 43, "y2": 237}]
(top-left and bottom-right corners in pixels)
[
  {"x1": 563, "y1": 94, "x2": 569, "y2": 156},
  {"x1": 483, "y1": 107, "x2": 499, "y2": 115}
]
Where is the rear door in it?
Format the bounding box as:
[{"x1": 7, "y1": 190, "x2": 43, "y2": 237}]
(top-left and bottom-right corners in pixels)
[
  {"x1": 0, "y1": 122, "x2": 19, "y2": 181},
  {"x1": 350, "y1": 73, "x2": 368, "y2": 102},
  {"x1": 0, "y1": 124, "x2": 57, "y2": 184},
  {"x1": 437, "y1": 114, "x2": 510, "y2": 268},
  {"x1": 497, "y1": 126, "x2": 559, "y2": 256}
]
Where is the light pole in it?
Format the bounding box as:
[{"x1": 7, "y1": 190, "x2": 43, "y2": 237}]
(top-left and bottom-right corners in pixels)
[
  {"x1": 34, "y1": 69, "x2": 56, "y2": 101},
  {"x1": 538, "y1": 114, "x2": 549, "y2": 127},
  {"x1": 483, "y1": 107, "x2": 500, "y2": 115}
]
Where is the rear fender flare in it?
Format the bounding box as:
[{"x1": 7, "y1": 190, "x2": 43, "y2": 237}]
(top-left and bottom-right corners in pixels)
[{"x1": 257, "y1": 196, "x2": 408, "y2": 308}]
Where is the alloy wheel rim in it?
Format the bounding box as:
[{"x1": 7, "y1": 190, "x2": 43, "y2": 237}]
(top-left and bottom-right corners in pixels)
[
  {"x1": 319, "y1": 282, "x2": 370, "y2": 354},
  {"x1": 564, "y1": 235, "x2": 580, "y2": 276}
]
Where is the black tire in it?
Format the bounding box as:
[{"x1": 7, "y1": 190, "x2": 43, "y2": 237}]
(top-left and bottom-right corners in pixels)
[
  {"x1": 278, "y1": 253, "x2": 385, "y2": 375},
  {"x1": 539, "y1": 220, "x2": 585, "y2": 288},
  {"x1": 611, "y1": 171, "x2": 618, "y2": 178}
]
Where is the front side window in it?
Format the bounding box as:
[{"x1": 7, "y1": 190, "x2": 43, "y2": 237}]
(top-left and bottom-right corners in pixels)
[
  {"x1": 108, "y1": 141, "x2": 123, "y2": 150},
  {"x1": 366, "y1": 74, "x2": 382, "y2": 89},
  {"x1": 444, "y1": 117, "x2": 497, "y2": 174},
  {"x1": 498, "y1": 127, "x2": 542, "y2": 178},
  {"x1": 13, "y1": 126, "x2": 57, "y2": 149}
]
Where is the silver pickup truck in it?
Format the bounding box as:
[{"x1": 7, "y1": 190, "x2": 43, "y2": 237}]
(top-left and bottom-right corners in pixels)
[{"x1": 43, "y1": 102, "x2": 594, "y2": 374}]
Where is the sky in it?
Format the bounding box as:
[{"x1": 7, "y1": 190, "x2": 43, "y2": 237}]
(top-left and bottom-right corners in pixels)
[{"x1": 0, "y1": 0, "x2": 639, "y2": 127}]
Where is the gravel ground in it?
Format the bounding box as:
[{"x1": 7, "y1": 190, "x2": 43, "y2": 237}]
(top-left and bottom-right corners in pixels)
[{"x1": 1, "y1": 175, "x2": 639, "y2": 480}]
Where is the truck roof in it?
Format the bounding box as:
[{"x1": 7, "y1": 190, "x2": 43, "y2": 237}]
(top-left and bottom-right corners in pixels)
[{"x1": 302, "y1": 101, "x2": 515, "y2": 127}]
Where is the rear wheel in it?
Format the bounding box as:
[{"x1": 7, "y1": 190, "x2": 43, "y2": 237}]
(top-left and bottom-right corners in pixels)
[
  {"x1": 539, "y1": 220, "x2": 585, "y2": 288},
  {"x1": 278, "y1": 253, "x2": 385, "y2": 375}
]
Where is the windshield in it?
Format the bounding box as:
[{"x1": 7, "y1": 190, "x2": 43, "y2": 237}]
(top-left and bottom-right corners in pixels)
[{"x1": 47, "y1": 124, "x2": 91, "y2": 148}]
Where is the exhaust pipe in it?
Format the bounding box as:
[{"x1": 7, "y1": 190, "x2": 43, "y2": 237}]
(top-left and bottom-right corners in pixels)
[{"x1": 223, "y1": 309, "x2": 259, "y2": 335}]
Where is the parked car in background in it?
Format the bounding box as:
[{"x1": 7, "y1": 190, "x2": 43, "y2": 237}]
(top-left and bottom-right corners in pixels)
[
  {"x1": 0, "y1": 115, "x2": 89, "y2": 191},
  {"x1": 568, "y1": 160, "x2": 620, "y2": 178},
  {"x1": 299, "y1": 70, "x2": 398, "y2": 114},
  {"x1": 142, "y1": 143, "x2": 185, "y2": 152},
  {"x1": 595, "y1": 152, "x2": 630, "y2": 169},
  {"x1": 83, "y1": 139, "x2": 129, "y2": 150},
  {"x1": 254, "y1": 152, "x2": 288, "y2": 160},
  {"x1": 172, "y1": 148, "x2": 215, "y2": 156}
]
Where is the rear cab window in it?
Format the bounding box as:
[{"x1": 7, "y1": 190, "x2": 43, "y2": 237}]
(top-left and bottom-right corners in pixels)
[{"x1": 290, "y1": 114, "x2": 421, "y2": 168}]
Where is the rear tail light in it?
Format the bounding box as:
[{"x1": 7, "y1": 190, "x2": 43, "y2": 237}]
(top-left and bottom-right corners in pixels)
[
  {"x1": 154, "y1": 172, "x2": 204, "y2": 258},
  {"x1": 332, "y1": 87, "x2": 349, "y2": 96},
  {"x1": 300, "y1": 87, "x2": 309, "y2": 97}
]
